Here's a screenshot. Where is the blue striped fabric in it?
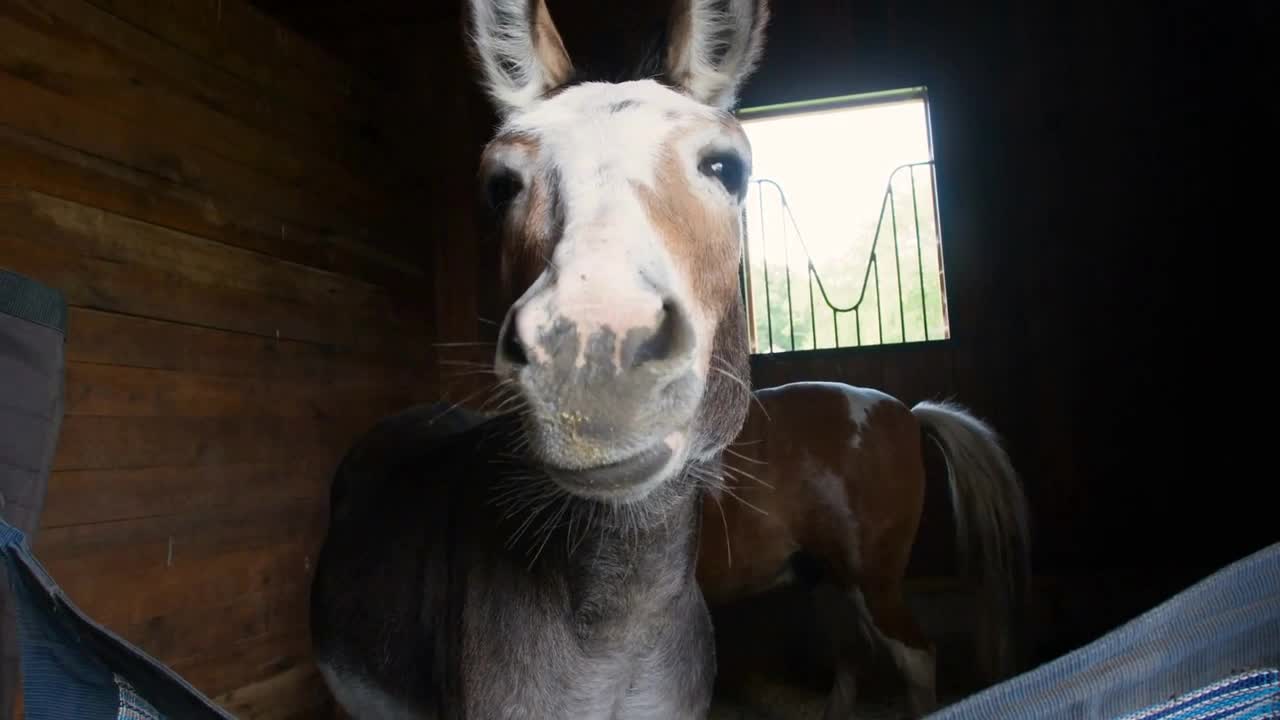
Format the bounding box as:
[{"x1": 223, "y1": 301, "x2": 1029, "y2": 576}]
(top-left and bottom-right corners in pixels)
[
  {"x1": 2, "y1": 521, "x2": 119, "y2": 719},
  {"x1": 0, "y1": 519, "x2": 233, "y2": 720},
  {"x1": 1118, "y1": 669, "x2": 1279, "y2": 720},
  {"x1": 927, "y1": 542, "x2": 1280, "y2": 720}
]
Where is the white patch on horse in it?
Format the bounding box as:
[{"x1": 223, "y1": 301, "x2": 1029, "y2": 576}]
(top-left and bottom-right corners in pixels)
[
  {"x1": 847, "y1": 589, "x2": 937, "y2": 716},
  {"x1": 883, "y1": 636, "x2": 937, "y2": 714},
  {"x1": 843, "y1": 386, "x2": 890, "y2": 449},
  {"x1": 503, "y1": 80, "x2": 721, "y2": 190}
]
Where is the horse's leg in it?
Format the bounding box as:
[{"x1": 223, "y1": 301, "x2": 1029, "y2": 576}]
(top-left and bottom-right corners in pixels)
[
  {"x1": 858, "y1": 580, "x2": 937, "y2": 718},
  {"x1": 851, "y1": 503, "x2": 937, "y2": 716},
  {"x1": 812, "y1": 582, "x2": 868, "y2": 720},
  {"x1": 817, "y1": 577, "x2": 936, "y2": 720},
  {"x1": 824, "y1": 655, "x2": 859, "y2": 720}
]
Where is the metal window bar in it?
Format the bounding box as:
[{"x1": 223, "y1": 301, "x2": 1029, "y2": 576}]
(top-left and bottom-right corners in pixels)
[{"x1": 742, "y1": 160, "x2": 950, "y2": 354}]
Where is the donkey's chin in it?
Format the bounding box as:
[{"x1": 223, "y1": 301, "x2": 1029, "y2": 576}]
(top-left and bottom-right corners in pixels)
[{"x1": 541, "y1": 433, "x2": 689, "y2": 503}]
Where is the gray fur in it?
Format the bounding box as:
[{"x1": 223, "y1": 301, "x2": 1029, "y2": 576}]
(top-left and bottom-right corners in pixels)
[{"x1": 310, "y1": 407, "x2": 718, "y2": 719}]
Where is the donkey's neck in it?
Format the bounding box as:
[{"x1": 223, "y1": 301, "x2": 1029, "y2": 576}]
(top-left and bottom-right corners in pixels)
[
  {"x1": 579, "y1": 486, "x2": 702, "y2": 627},
  {"x1": 496, "y1": 458, "x2": 710, "y2": 634}
]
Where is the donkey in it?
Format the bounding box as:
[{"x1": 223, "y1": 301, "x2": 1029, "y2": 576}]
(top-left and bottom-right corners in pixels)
[
  {"x1": 309, "y1": 0, "x2": 770, "y2": 717},
  {"x1": 696, "y1": 381, "x2": 1032, "y2": 719}
]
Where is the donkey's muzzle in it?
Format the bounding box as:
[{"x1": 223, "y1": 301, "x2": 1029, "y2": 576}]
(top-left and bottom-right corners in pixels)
[{"x1": 495, "y1": 290, "x2": 700, "y2": 479}]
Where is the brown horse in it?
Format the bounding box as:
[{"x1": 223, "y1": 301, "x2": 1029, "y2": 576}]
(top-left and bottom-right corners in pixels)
[{"x1": 696, "y1": 380, "x2": 1032, "y2": 718}]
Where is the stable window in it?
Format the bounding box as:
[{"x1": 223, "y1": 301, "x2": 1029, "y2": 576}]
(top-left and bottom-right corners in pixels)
[{"x1": 737, "y1": 87, "x2": 952, "y2": 354}]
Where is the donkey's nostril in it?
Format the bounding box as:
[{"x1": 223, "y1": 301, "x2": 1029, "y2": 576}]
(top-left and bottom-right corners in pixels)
[
  {"x1": 630, "y1": 299, "x2": 693, "y2": 370},
  {"x1": 500, "y1": 320, "x2": 529, "y2": 367}
]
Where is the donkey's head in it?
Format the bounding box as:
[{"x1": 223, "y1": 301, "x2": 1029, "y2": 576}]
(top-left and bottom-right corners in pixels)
[{"x1": 469, "y1": 0, "x2": 769, "y2": 503}]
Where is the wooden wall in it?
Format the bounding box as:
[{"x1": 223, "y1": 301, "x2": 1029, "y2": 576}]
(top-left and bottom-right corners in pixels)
[{"x1": 0, "y1": 0, "x2": 438, "y2": 715}]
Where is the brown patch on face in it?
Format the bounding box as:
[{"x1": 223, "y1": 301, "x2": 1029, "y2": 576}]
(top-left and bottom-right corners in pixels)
[
  {"x1": 632, "y1": 132, "x2": 741, "y2": 313},
  {"x1": 632, "y1": 125, "x2": 751, "y2": 461},
  {"x1": 500, "y1": 168, "x2": 559, "y2": 302},
  {"x1": 479, "y1": 132, "x2": 558, "y2": 305},
  {"x1": 486, "y1": 130, "x2": 540, "y2": 153}
]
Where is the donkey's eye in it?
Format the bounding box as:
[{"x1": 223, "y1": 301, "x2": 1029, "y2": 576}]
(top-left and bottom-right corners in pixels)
[
  {"x1": 484, "y1": 168, "x2": 524, "y2": 211},
  {"x1": 698, "y1": 152, "x2": 747, "y2": 199}
]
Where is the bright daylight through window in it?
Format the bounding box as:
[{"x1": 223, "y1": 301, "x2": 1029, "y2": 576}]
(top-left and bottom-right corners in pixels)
[{"x1": 738, "y1": 87, "x2": 951, "y2": 354}]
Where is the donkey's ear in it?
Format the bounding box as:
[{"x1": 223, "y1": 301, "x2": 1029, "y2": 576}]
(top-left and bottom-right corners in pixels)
[
  {"x1": 664, "y1": 0, "x2": 770, "y2": 111},
  {"x1": 466, "y1": 0, "x2": 574, "y2": 117}
]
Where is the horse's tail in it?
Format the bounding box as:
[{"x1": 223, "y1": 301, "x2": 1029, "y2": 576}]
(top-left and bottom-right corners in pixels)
[{"x1": 910, "y1": 399, "x2": 1032, "y2": 684}]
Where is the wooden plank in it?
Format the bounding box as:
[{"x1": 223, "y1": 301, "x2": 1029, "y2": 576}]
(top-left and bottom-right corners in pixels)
[
  {"x1": 0, "y1": 69, "x2": 377, "y2": 240},
  {"x1": 64, "y1": 308, "x2": 433, "y2": 383},
  {"x1": 35, "y1": 502, "x2": 326, "y2": 634},
  {"x1": 167, "y1": 631, "x2": 313, "y2": 701},
  {"x1": 62, "y1": 362, "x2": 422, "y2": 421},
  {"x1": 85, "y1": 0, "x2": 362, "y2": 110},
  {"x1": 36, "y1": 498, "x2": 327, "y2": 565},
  {"x1": 0, "y1": 228, "x2": 423, "y2": 350},
  {"x1": 0, "y1": 126, "x2": 424, "y2": 289},
  {"x1": 42, "y1": 460, "x2": 334, "y2": 528},
  {"x1": 50, "y1": 415, "x2": 361, "y2": 470},
  {"x1": 26, "y1": 0, "x2": 383, "y2": 171},
  {"x1": 0, "y1": 192, "x2": 430, "y2": 351},
  {"x1": 0, "y1": 188, "x2": 395, "y2": 313},
  {"x1": 0, "y1": 7, "x2": 393, "y2": 220},
  {"x1": 125, "y1": 585, "x2": 307, "y2": 666},
  {"x1": 0, "y1": 8, "x2": 391, "y2": 222},
  {"x1": 46, "y1": 540, "x2": 314, "y2": 633},
  {"x1": 215, "y1": 665, "x2": 332, "y2": 720}
]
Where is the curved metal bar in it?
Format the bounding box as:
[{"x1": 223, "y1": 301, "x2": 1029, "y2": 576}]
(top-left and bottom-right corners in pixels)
[
  {"x1": 752, "y1": 161, "x2": 933, "y2": 314},
  {"x1": 744, "y1": 161, "x2": 938, "y2": 351}
]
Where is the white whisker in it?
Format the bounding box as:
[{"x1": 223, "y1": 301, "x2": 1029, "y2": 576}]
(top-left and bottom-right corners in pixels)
[
  {"x1": 723, "y1": 447, "x2": 766, "y2": 466},
  {"x1": 721, "y1": 462, "x2": 772, "y2": 489},
  {"x1": 719, "y1": 485, "x2": 769, "y2": 517},
  {"x1": 712, "y1": 492, "x2": 732, "y2": 568},
  {"x1": 712, "y1": 354, "x2": 771, "y2": 423}
]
